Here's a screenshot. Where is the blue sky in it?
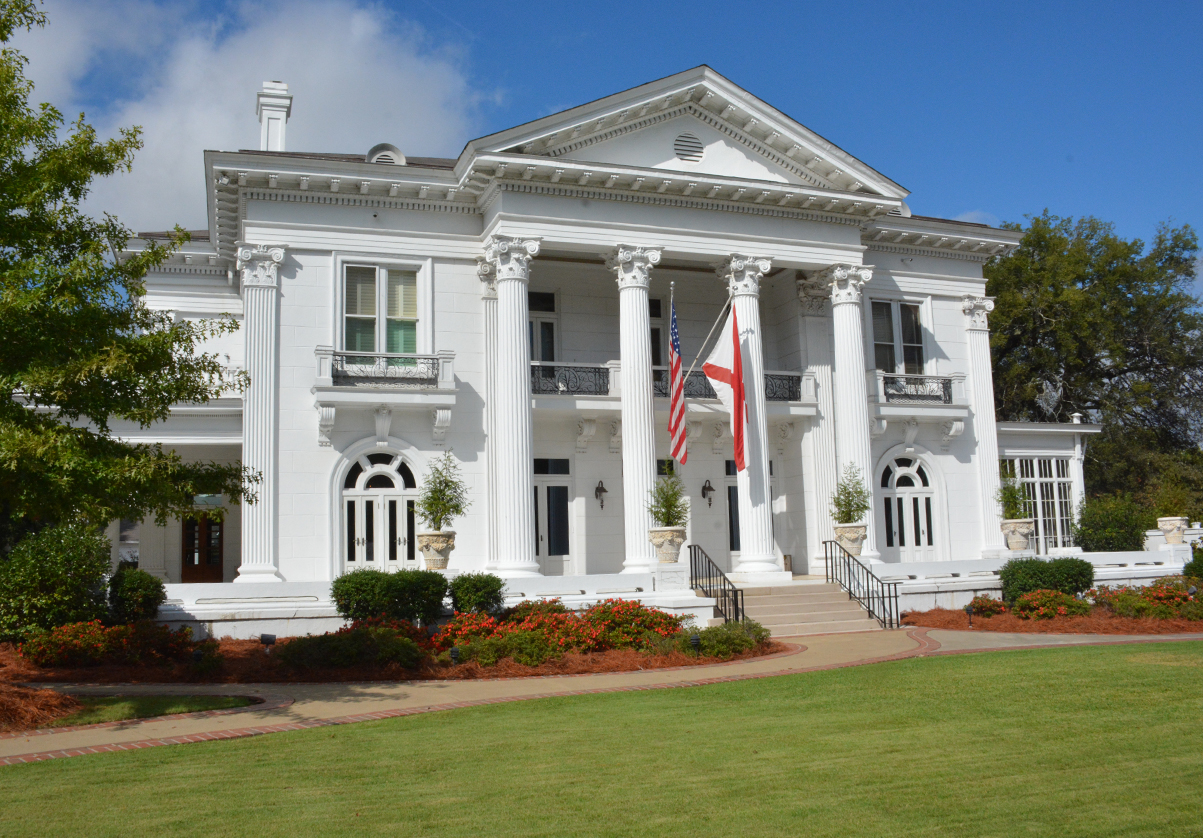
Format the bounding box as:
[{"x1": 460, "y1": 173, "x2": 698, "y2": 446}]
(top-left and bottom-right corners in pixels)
[{"x1": 16, "y1": 0, "x2": 1202, "y2": 262}]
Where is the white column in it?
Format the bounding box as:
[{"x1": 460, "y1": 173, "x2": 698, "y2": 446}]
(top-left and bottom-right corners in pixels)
[
  {"x1": 963, "y1": 295, "x2": 1005, "y2": 555},
  {"x1": 235, "y1": 244, "x2": 286, "y2": 582},
  {"x1": 797, "y1": 278, "x2": 838, "y2": 571},
  {"x1": 478, "y1": 260, "x2": 499, "y2": 569},
  {"x1": 824, "y1": 264, "x2": 879, "y2": 559},
  {"x1": 608, "y1": 245, "x2": 662, "y2": 574},
  {"x1": 720, "y1": 255, "x2": 778, "y2": 573},
  {"x1": 1069, "y1": 412, "x2": 1086, "y2": 510},
  {"x1": 483, "y1": 236, "x2": 542, "y2": 577}
]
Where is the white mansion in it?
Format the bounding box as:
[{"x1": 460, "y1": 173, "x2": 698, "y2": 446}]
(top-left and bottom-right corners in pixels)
[{"x1": 118, "y1": 68, "x2": 1102, "y2": 628}]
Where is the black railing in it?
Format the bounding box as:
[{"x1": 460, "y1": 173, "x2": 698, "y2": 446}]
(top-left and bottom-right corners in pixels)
[
  {"x1": 823, "y1": 540, "x2": 901, "y2": 629},
  {"x1": 653, "y1": 368, "x2": 803, "y2": 401},
  {"x1": 688, "y1": 544, "x2": 745, "y2": 624},
  {"x1": 764, "y1": 373, "x2": 803, "y2": 402},
  {"x1": 332, "y1": 352, "x2": 439, "y2": 388},
  {"x1": 882, "y1": 374, "x2": 952, "y2": 405},
  {"x1": 530, "y1": 363, "x2": 610, "y2": 395}
]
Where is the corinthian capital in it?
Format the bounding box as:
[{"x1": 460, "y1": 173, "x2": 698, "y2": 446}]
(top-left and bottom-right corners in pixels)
[
  {"x1": 815, "y1": 263, "x2": 873, "y2": 306},
  {"x1": 795, "y1": 278, "x2": 829, "y2": 316},
  {"x1": 236, "y1": 243, "x2": 286, "y2": 288},
  {"x1": 476, "y1": 257, "x2": 497, "y2": 299},
  {"x1": 717, "y1": 254, "x2": 772, "y2": 297},
  {"x1": 606, "y1": 244, "x2": 662, "y2": 289},
  {"x1": 481, "y1": 235, "x2": 541, "y2": 282},
  {"x1": 962, "y1": 295, "x2": 995, "y2": 330}
]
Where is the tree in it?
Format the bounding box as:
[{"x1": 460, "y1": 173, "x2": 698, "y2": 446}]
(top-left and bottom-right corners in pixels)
[
  {"x1": 0, "y1": 0, "x2": 255, "y2": 551},
  {"x1": 985, "y1": 211, "x2": 1203, "y2": 516}
]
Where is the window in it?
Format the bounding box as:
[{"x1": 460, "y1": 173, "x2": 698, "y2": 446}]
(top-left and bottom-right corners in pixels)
[
  {"x1": 528, "y1": 291, "x2": 557, "y2": 363},
  {"x1": 656, "y1": 459, "x2": 676, "y2": 476},
  {"x1": 181, "y1": 515, "x2": 223, "y2": 583},
  {"x1": 534, "y1": 458, "x2": 570, "y2": 475},
  {"x1": 343, "y1": 265, "x2": 418, "y2": 354},
  {"x1": 1000, "y1": 458, "x2": 1075, "y2": 554},
  {"x1": 872, "y1": 301, "x2": 925, "y2": 375},
  {"x1": 649, "y1": 298, "x2": 664, "y2": 368}
]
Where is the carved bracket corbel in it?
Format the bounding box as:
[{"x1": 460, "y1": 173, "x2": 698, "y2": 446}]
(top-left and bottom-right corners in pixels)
[
  {"x1": 316, "y1": 403, "x2": 335, "y2": 447},
  {"x1": 576, "y1": 418, "x2": 597, "y2": 453},
  {"x1": 940, "y1": 419, "x2": 965, "y2": 450},
  {"x1": 432, "y1": 409, "x2": 452, "y2": 446},
  {"x1": 776, "y1": 422, "x2": 794, "y2": 455},
  {"x1": 608, "y1": 419, "x2": 622, "y2": 454},
  {"x1": 902, "y1": 418, "x2": 920, "y2": 452},
  {"x1": 870, "y1": 418, "x2": 888, "y2": 437},
  {"x1": 374, "y1": 406, "x2": 392, "y2": 447},
  {"x1": 712, "y1": 421, "x2": 733, "y2": 455}
]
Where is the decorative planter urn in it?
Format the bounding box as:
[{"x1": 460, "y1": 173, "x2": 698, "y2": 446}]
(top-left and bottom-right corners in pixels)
[
  {"x1": 1157, "y1": 516, "x2": 1190, "y2": 545},
  {"x1": 1000, "y1": 518, "x2": 1036, "y2": 551},
  {"x1": 648, "y1": 527, "x2": 687, "y2": 563},
  {"x1": 833, "y1": 523, "x2": 867, "y2": 557},
  {"x1": 416, "y1": 530, "x2": 456, "y2": 570}
]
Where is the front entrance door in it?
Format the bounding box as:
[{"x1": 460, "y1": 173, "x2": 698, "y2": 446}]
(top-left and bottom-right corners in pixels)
[
  {"x1": 181, "y1": 515, "x2": 224, "y2": 583},
  {"x1": 880, "y1": 457, "x2": 937, "y2": 562},
  {"x1": 345, "y1": 493, "x2": 416, "y2": 567},
  {"x1": 533, "y1": 458, "x2": 571, "y2": 575}
]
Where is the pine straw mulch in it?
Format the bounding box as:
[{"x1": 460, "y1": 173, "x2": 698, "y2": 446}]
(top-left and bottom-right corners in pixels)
[
  {"x1": 0, "y1": 683, "x2": 82, "y2": 733},
  {"x1": 0, "y1": 639, "x2": 791, "y2": 687},
  {"x1": 902, "y1": 607, "x2": 1203, "y2": 635}
]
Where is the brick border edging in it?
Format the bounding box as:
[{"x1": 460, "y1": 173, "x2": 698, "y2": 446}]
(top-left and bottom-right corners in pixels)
[
  {"x1": 5, "y1": 631, "x2": 1200, "y2": 767},
  {"x1": 0, "y1": 693, "x2": 295, "y2": 742}
]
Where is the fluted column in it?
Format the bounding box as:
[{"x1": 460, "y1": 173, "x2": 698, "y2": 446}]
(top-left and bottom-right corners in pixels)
[
  {"x1": 797, "y1": 278, "x2": 838, "y2": 570},
  {"x1": 964, "y1": 296, "x2": 1005, "y2": 555},
  {"x1": 478, "y1": 261, "x2": 499, "y2": 569},
  {"x1": 235, "y1": 243, "x2": 286, "y2": 582},
  {"x1": 720, "y1": 255, "x2": 778, "y2": 573},
  {"x1": 824, "y1": 264, "x2": 879, "y2": 559},
  {"x1": 484, "y1": 236, "x2": 542, "y2": 577},
  {"x1": 608, "y1": 245, "x2": 662, "y2": 574}
]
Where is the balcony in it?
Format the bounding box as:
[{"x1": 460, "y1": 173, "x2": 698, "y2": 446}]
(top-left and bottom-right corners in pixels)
[
  {"x1": 530, "y1": 362, "x2": 612, "y2": 396},
  {"x1": 315, "y1": 348, "x2": 454, "y2": 390},
  {"x1": 867, "y1": 370, "x2": 969, "y2": 436},
  {"x1": 880, "y1": 373, "x2": 954, "y2": 405}
]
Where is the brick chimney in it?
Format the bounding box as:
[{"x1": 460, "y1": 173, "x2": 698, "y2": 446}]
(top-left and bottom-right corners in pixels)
[{"x1": 256, "y1": 81, "x2": 292, "y2": 152}]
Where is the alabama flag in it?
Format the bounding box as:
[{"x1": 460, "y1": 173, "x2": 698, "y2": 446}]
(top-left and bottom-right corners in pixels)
[{"x1": 703, "y1": 308, "x2": 748, "y2": 471}]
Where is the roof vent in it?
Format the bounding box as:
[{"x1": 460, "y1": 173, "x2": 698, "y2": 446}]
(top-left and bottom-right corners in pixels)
[
  {"x1": 673, "y1": 132, "x2": 704, "y2": 163},
  {"x1": 368, "y1": 143, "x2": 406, "y2": 166},
  {"x1": 886, "y1": 201, "x2": 912, "y2": 218}
]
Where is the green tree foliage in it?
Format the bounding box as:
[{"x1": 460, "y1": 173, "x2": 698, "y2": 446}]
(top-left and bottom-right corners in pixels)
[
  {"x1": 0, "y1": 2, "x2": 255, "y2": 549},
  {"x1": 0, "y1": 522, "x2": 110, "y2": 640},
  {"x1": 647, "y1": 462, "x2": 689, "y2": 527},
  {"x1": 830, "y1": 464, "x2": 871, "y2": 524},
  {"x1": 986, "y1": 211, "x2": 1203, "y2": 516},
  {"x1": 415, "y1": 450, "x2": 469, "y2": 531}
]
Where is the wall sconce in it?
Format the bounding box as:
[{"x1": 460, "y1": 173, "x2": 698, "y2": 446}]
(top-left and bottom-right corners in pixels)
[
  {"x1": 701, "y1": 479, "x2": 715, "y2": 507},
  {"x1": 594, "y1": 480, "x2": 608, "y2": 509}
]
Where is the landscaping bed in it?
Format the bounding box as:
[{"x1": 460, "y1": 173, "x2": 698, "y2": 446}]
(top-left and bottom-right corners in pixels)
[{"x1": 902, "y1": 607, "x2": 1203, "y2": 634}]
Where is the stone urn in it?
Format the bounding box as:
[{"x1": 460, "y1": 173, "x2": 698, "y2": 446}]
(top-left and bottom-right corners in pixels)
[
  {"x1": 648, "y1": 527, "x2": 687, "y2": 563},
  {"x1": 833, "y1": 523, "x2": 867, "y2": 558},
  {"x1": 1000, "y1": 518, "x2": 1036, "y2": 551},
  {"x1": 1157, "y1": 516, "x2": 1190, "y2": 545},
  {"x1": 416, "y1": 530, "x2": 456, "y2": 570}
]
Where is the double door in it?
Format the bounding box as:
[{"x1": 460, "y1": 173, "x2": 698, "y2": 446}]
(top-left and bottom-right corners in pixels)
[
  {"x1": 345, "y1": 492, "x2": 416, "y2": 567},
  {"x1": 880, "y1": 457, "x2": 937, "y2": 562}
]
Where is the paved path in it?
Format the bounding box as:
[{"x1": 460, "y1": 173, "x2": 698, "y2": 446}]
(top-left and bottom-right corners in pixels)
[{"x1": 3, "y1": 628, "x2": 1199, "y2": 766}]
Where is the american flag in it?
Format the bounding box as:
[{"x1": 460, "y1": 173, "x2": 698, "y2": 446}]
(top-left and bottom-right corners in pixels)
[{"x1": 668, "y1": 299, "x2": 688, "y2": 463}]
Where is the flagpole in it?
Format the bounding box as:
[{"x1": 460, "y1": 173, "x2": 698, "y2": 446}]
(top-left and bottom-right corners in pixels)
[{"x1": 681, "y1": 295, "x2": 733, "y2": 383}]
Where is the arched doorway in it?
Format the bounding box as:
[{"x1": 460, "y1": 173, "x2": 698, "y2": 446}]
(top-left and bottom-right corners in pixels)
[
  {"x1": 879, "y1": 456, "x2": 938, "y2": 562},
  {"x1": 342, "y1": 452, "x2": 418, "y2": 570}
]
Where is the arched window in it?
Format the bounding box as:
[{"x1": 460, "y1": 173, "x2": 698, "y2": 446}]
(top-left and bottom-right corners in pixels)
[
  {"x1": 342, "y1": 453, "x2": 419, "y2": 568},
  {"x1": 879, "y1": 456, "x2": 938, "y2": 562}
]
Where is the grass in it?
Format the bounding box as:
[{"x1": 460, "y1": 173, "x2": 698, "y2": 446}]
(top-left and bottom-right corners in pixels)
[
  {"x1": 2, "y1": 641, "x2": 1201, "y2": 837},
  {"x1": 49, "y1": 695, "x2": 252, "y2": 727}
]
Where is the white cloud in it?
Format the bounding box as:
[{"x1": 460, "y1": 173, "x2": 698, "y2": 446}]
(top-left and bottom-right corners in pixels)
[
  {"x1": 14, "y1": 0, "x2": 483, "y2": 232},
  {"x1": 954, "y1": 210, "x2": 1002, "y2": 228}
]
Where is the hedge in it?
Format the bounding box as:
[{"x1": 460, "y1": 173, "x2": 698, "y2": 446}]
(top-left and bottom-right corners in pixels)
[{"x1": 999, "y1": 557, "x2": 1094, "y2": 603}]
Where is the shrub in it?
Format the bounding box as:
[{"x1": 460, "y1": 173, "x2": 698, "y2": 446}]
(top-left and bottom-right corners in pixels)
[
  {"x1": 648, "y1": 463, "x2": 689, "y2": 527},
  {"x1": 0, "y1": 523, "x2": 111, "y2": 641},
  {"x1": 1180, "y1": 601, "x2": 1203, "y2": 621},
  {"x1": 458, "y1": 630, "x2": 560, "y2": 668},
  {"x1": 449, "y1": 573, "x2": 505, "y2": 615},
  {"x1": 581, "y1": 599, "x2": 689, "y2": 648},
  {"x1": 999, "y1": 558, "x2": 1094, "y2": 603},
  {"x1": 416, "y1": 450, "x2": 470, "y2": 531},
  {"x1": 502, "y1": 598, "x2": 569, "y2": 621},
  {"x1": 996, "y1": 477, "x2": 1029, "y2": 520},
  {"x1": 830, "y1": 465, "x2": 871, "y2": 524},
  {"x1": 19, "y1": 621, "x2": 193, "y2": 667},
  {"x1": 1012, "y1": 590, "x2": 1091, "y2": 620},
  {"x1": 681, "y1": 620, "x2": 771, "y2": 660},
  {"x1": 276, "y1": 625, "x2": 423, "y2": 670},
  {"x1": 108, "y1": 565, "x2": 166, "y2": 624},
  {"x1": 1072, "y1": 494, "x2": 1154, "y2": 552},
  {"x1": 331, "y1": 569, "x2": 449, "y2": 625},
  {"x1": 1183, "y1": 543, "x2": 1202, "y2": 581},
  {"x1": 969, "y1": 595, "x2": 1006, "y2": 617}
]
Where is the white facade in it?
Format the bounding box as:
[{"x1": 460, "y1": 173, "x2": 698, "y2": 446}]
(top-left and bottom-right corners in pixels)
[{"x1": 119, "y1": 67, "x2": 1098, "y2": 606}]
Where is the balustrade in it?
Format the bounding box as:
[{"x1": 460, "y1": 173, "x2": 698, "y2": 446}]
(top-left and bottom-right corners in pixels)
[
  {"x1": 529, "y1": 362, "x2": 611, "y2": 395},
  {"x1": 314, "y1": 347, "x2": 453, "y2": 390},
  {"x1": 878, "y1": 373, "x2": 954, "y2": 405}
]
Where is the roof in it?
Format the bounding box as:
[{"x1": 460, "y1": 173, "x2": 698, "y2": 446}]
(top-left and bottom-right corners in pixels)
[
  {"x1": 137, "y1": 230, "x2": 210, "y2": 241},
  {"x1": 237, "y1": 150, "x2": 456, "y2": 169}
]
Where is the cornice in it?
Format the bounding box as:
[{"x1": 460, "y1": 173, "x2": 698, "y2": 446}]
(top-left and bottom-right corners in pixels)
[
  {"x1": 242, "y1": 187, "x2": 481, "y2": 215},
  {"x1": 865, "y1": 241, "x2": 1000, "y2": 264}
]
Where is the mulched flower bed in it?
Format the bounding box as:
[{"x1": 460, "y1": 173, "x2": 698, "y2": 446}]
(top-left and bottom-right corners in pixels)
[
  {"x1": 0, "y1": 638, "x2": 789, "y2": 686},
  {"x1": 0, "y1": 683, "x2": 81, "y2": 733},
  {"x1": 902, "y1": 607, "x2": 1203, "y2": 635}
]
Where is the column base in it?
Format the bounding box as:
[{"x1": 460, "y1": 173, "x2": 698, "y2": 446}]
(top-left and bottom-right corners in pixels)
[
  {"x1": 233, "y1": 567, "x2": 284, "y2": 583},
  {"x1": 732, "y1": 554, "x2": 781, "y2": 574},
  {"x1": 494, "y1": 564, "x2": 544, "y2": 579}
]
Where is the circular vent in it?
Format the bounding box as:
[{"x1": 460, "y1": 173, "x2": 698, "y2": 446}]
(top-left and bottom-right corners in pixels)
[{"x1": 673, "y1": 132, "x2": 704, "y2": 162}]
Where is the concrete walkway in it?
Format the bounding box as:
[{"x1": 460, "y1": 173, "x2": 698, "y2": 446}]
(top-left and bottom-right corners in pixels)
[{"x1": 4, "y1": 628, "x2": 1200, "y2": 766}]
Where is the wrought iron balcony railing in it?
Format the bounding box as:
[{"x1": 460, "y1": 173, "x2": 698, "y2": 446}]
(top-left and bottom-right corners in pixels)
[
  {"x1": 653, "y1": 368, "x2": 803, "y2": 401},
  {"x1": 530, "y1": 362, "x2": 611, "y2": 396},
  {"x1": 879, "y1": 373, "x2": 954, "y2": 405},
  {"x1": 314, "y1": 347, "x2": 454, "y2": 390}
]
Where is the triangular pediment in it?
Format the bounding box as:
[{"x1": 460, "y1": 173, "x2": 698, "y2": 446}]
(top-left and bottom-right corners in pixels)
[{"x1": 463, "y1": 67, "x2": 908, "y2": 199}]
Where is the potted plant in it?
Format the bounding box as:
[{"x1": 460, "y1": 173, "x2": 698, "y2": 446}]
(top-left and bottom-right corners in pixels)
[
  {"x1": 647, "y1": 463, "x2": 689, "y2": 563},
  {"x1": 415, "y1": 450, "x2": 470, "y2": 570},
  {"x1": 830, "y1": 465, "x2": 871, "y2": 557},
  {"x1": 997, "y1": 476, "x2": 1035, "y2": 551}
]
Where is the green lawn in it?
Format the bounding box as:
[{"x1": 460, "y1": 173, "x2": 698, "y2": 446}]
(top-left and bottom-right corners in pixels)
[
  {"x1": 50, "y1": 695, "x2": 252, "y2": 727},
  {"x1": 2, "y1": 642, "x2": 1201, "y2": 838}
]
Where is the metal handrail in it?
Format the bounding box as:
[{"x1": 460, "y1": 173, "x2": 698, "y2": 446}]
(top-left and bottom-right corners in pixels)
[
  {"x1": 688, "y1": 544, "x2": 745, "y2": 623},
  {"x1": 823, "y1": 540, "x2": 902, "y2": 629}
]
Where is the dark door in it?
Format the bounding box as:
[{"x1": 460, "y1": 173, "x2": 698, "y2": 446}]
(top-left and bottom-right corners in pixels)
[{"x1": 182, "y1": 515, "x2": 224, "y2": 583}]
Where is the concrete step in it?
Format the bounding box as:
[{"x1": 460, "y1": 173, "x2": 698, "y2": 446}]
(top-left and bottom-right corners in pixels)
[
  {"x1": 768, "y1": 618, "x2": 883, "y2": 637},
  {"x1": 744, "y1": 600, "x2": 866, "y2": 618},
  {"x1": 740, "y1": 583, "x2": 841, "y2": 597},
  {"x1": 738, "y1": 592, "x2": 853, "y2": 607},
  {"x1": 750, "y1": 608, "x2": 872, "y2": 626}
]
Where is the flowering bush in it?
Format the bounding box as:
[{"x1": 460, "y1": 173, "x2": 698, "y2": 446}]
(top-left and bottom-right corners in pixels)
[
  {"x1": 969, "y1": 595, "x2": 1006, "y2": 617},
  {"x1": 276, "y1": 624, "x2": 423, "y2": 670},
  {"x1": 19, "y1": 621, "x2": 194, "y2": 667},
  {"x1": 1090, "y1": 578, "x2": 1199, "y2": 619},
  {"x1": 1012, "y1": 589, "x2": 1091, "y2": 620}
]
